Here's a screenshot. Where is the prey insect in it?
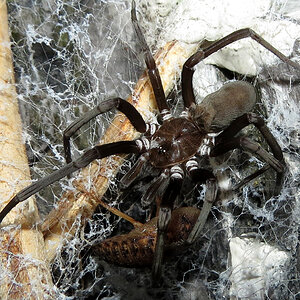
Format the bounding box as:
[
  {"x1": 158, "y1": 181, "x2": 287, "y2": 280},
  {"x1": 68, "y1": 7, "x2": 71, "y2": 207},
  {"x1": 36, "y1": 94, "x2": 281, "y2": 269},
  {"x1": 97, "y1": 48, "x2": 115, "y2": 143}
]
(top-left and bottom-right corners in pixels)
[
  {"x1": 0, "y1": 0, "x2": 299, "y2": 282},
  {"x1": 90, "y1": 195, "x2": 201, "y2": 267}
]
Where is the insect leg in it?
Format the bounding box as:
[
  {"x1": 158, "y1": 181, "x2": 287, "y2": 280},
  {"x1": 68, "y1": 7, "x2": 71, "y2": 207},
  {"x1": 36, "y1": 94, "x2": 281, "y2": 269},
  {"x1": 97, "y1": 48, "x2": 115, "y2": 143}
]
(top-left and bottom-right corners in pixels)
[{"x1": 85, "y1": 190, "x2": 143, "y2": 228}]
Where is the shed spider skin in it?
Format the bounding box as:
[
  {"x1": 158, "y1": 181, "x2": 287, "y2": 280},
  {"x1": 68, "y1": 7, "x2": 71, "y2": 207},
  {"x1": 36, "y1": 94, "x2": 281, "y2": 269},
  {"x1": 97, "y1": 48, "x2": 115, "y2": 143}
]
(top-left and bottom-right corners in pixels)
[{"x1": 0, "y1": 0, "x2": 299, "y2": 283}]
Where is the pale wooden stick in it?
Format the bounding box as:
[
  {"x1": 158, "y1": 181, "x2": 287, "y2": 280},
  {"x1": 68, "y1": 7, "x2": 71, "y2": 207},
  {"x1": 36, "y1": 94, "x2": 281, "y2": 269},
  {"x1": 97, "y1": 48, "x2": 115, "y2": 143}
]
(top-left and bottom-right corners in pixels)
[
  {"x1": 41, "y1": 40, "x2": 199, "y2": 262},
  {"x1": 0, "y1": 1, "x2": 55, "y2": 298}
]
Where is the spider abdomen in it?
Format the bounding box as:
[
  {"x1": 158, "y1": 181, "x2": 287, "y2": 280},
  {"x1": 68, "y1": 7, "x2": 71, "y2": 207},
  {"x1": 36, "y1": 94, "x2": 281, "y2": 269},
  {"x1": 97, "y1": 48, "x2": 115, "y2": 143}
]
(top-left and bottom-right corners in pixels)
[{"x1": 149, "y1": 118, "x2": 204, "y2": 168}]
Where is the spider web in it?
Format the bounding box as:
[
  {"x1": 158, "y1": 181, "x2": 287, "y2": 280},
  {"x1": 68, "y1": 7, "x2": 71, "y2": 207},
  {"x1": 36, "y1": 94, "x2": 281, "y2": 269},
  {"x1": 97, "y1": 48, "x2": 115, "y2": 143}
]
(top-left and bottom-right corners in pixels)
[{"x1": 3, "y1": 0, "x2": 300, "y2": 299}]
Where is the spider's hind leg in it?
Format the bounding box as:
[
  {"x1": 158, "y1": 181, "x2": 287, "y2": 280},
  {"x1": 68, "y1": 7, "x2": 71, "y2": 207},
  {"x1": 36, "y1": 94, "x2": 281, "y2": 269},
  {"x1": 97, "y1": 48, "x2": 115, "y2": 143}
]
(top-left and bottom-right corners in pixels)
[{"x1": 213, "y1": 113, "x2": 285, "y2": 195}]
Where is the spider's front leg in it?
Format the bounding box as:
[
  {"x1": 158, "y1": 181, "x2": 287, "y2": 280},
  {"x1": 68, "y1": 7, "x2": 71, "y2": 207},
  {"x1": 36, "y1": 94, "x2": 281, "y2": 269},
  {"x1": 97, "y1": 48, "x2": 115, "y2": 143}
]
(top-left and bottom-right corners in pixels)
[
  {"x1": 63, "y1": 97, "x2": 146, "y2": 164},
  {"x1": 131, "y1": 0, "x2": 170, "y2": 116}
]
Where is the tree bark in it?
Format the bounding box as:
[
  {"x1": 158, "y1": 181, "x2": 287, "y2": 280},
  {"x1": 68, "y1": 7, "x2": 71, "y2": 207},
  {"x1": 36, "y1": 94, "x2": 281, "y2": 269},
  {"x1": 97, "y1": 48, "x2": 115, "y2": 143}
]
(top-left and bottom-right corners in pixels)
[{"x1": 0, "y1": 1, "x2": 55, "y2": 299}]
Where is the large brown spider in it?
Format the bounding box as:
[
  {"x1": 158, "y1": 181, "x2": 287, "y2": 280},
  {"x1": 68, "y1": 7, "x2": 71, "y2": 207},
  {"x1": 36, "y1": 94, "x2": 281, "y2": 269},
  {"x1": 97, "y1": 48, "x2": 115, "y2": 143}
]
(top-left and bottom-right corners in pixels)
[{"x1": 0, "y1": 0, "x2": 299, "y2": 281}]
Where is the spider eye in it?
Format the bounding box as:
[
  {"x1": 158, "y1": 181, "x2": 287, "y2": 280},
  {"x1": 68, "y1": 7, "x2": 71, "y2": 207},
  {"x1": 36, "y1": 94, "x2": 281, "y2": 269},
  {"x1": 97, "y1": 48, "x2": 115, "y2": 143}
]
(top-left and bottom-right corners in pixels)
[
  {"x1": 158, "y1": 145, "x2": 168, "y2": 154},
  {"x1": 158, "y1": 147, "x2": 164, "y2": 154}
]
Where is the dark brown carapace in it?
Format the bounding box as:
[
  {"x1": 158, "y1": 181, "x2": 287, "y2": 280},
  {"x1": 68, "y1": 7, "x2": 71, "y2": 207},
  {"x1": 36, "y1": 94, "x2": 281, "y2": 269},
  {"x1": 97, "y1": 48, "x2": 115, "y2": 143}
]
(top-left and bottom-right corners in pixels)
[
  {"x1": 92, "y1": 207, "x2": 200, "y2": 267},
  {"x1": 149, "y1": 118, "x2": 205, "y2": 168}
]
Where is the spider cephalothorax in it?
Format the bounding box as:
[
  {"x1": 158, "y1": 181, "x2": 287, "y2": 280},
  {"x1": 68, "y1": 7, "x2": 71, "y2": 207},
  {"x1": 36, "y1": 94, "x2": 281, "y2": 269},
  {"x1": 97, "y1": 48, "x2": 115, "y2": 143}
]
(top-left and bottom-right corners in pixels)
[
  {"x1": 145, "y1": 81, "x2": 257, "y2": 168},
  {"x1": 0, "y1": 0, "x2": 299, "y2": 282},
  {"x1": 146, "y1": 117, "x2": 209, "y2": 167}
]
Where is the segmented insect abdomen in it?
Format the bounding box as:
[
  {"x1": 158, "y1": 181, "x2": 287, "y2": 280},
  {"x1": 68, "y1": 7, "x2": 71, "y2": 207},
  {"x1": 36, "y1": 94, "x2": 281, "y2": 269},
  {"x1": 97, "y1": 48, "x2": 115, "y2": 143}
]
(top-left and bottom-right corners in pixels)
[
  {"x1": 92, "y1": 218, "x2": 157, "y2": 267},
  {"x1": 92, "y1": 207, "x2": 201, "y2": 267}
]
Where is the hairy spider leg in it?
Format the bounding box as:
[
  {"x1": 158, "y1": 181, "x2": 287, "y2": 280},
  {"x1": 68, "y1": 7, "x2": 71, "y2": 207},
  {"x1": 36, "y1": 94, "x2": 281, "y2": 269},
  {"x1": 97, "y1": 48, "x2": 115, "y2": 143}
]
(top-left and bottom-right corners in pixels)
[
  {"x1": 63, "y1": 97, "x2": 146, "y2": 164},
  {"x1": 131, "y1": 0, "x2": 170, "y2": 116},
  {"x1": 184, "y1": 159, "x2": 217, "y2": 244},
  {"x1": 212, "y1": 112, "x2": 284, "y2": 195},
  {"x1": 182, "y1": 28, "x2": 300, "y2": 107},
  {"x1": 187, "y1": 178, "x2": 218, "y2": 244},
  {"x1": 0, "y1": 141, "x2": 141, "y2": 225},
  {"x1": 152, "y1": 166, "x2": 184, "y2": 281}
]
